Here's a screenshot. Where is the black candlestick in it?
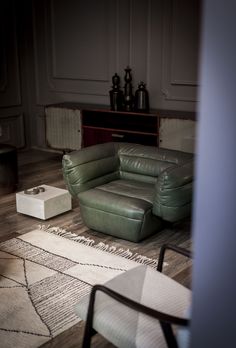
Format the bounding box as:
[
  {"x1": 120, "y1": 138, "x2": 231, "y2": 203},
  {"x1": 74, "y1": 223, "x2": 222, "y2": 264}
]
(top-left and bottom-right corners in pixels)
[
  {"x1": 109, "y1": 73, "x2": 123, "y2": 111},
  {"x1": 123, "y1": 66, "x2": 134, "y2": 111}
]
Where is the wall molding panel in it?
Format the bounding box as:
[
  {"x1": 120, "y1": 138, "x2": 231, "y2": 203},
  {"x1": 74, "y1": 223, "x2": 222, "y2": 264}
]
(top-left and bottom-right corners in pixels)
[
  {"x1": 33, "y1": 0, "x2": 132, "y2": 105},
  {"x1": 161, "y1": 0, "x2": 200, "y2": 105},
  {"x1": 50, "y1": 0, "x2": 111, "y2": 81},
  {"x1": 128, "y1": 0, "x2": 150, "y2": 88},
  {"x1": 32, "y1": 0, "x2": 200, "y2": 109},
  {"x1": 0, "y1": 113, "x2": 25, "y2": 148},
  {"x1": 0, "y1": 45, "x2": 7, "y2": 92},
  {"x1": 0, "y1": 1, "x2": 21, "y2": 108},
  {"x1": 0, "y1": 1, "x2": 26, "y2": 149}
]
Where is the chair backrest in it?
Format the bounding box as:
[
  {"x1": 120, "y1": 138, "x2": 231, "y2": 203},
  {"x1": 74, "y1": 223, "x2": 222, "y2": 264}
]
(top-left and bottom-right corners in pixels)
[
  {"x1": 62, "y1": 142, "x2": 193, "y2": 198},
  {"x1": 62, "y1": 142, "x2": 120, "y2": 196},
  {"x1": 118, "y1": 143, "x2": 193, "y2": 184}
]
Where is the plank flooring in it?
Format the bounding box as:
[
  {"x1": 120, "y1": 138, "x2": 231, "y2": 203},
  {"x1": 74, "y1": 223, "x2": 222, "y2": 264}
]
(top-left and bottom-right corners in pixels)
[{"x1": 0, "y1": 149, "x2": 192, "y2": 348}]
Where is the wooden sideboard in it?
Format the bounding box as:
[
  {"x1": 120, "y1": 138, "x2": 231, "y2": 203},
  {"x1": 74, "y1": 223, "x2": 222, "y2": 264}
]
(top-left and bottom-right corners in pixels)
[
  {"x1": 82, "y1": 108, "x2": 159, "y2": 147},
  {"x1": 45, "y1": 103, "x2": 196, "y2": 153}
]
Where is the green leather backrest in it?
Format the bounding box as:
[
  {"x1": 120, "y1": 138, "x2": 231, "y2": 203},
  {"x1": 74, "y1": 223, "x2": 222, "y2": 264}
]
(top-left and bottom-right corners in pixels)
[
  {"x1": 118, "y1": 143, "x2": 193, "y2": 184},
  {"x1": 62, "y1": 142, "x2": 120, "y2": 196}
]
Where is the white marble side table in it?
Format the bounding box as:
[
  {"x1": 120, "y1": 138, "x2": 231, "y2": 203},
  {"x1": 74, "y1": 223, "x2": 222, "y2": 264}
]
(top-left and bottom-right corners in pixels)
[{"x1": 16, "y1": 185, "x2": 72, "y2": 220}]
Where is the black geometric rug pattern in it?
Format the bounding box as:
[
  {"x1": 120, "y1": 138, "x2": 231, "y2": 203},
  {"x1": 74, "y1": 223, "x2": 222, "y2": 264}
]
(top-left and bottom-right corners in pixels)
[{"x1": 0, "y1": 229, "x2": 143, "y2": 348}]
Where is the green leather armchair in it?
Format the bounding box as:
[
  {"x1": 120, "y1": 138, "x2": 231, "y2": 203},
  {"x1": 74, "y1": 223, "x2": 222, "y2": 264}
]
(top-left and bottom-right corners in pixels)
[{"x1": 62, "y1": 142, "x2": 194, "y2": 242}]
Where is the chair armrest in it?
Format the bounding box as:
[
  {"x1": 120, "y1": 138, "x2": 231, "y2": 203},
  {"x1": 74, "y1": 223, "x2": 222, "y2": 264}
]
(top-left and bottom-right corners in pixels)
[
  {"x1": 83, "y1": 284, "x2": 189, "y2": 348},
  {"x1": 157, "y1": 244, "x2": 192, "y2": 273},
  {"x1": 62, "y1": 142, "x2": 119, "y2": 196},
  {"x1": 152, "y1": 160, "x2": 194, "y2": 222},
  {"x1": 157, "y1": 160, "x2": 194, "y2": 190}
]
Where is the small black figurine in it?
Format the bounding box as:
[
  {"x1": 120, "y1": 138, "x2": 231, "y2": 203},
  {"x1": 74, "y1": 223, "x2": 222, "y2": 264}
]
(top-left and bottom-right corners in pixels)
[
  {"x1": 134, "y1": 81, "x2": 149, "y2": 113},
  {"x1": 109, "y1": 73, "x2": 123, "y2": 111},
  {"x1": 123, "y1": 66, "x2": 134, "y2": 111}
]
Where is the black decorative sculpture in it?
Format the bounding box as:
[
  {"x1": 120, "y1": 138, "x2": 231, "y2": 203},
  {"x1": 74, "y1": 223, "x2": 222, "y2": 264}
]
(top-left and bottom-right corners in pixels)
[
  {"x1": 123, "y1": 66, "x2": 134, "y2": 111},
  {"x1": 134, "y1": 81, "x2": 149, "y2": 113},
  {"x1": 109, "y1": 73, "x2": 123, "y2": 111}
]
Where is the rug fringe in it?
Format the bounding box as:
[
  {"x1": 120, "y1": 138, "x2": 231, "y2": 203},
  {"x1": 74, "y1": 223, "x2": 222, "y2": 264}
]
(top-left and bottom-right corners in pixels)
[
  {"x1": 39, "y1": 225, "x2": 165, "y2": 268},
  {"x1": 39, "y1": 225, "x2": 95, "y2": 246}
]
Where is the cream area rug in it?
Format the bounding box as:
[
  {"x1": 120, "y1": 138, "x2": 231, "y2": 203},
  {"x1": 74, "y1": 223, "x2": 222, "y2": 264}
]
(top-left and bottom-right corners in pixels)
[{"x1": 0, "y1": 226, "x2": 157, "y2": 348}]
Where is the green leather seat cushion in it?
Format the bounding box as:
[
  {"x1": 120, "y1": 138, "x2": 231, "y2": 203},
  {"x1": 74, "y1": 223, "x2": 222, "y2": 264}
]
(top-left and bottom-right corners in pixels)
[
  {"x1": 78, "y1": 179, "x2": 154, "y2": 220},
  {"x1": 78, "y1": 179, "x2": 163, "y2": 242}
]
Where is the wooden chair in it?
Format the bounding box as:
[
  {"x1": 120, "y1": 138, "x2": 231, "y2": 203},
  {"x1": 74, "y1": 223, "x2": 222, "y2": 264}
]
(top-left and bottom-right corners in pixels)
[{"x1": 75, "y1": 244, "x2": 192, "y2": 348}]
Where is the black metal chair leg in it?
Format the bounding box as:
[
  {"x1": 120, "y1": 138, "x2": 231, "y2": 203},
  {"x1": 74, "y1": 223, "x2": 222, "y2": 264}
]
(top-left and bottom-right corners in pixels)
[
  {"x1": 157, "y1": 243, "x2": 192, "y2": 272},
  {"x1": 82, "y1": 323, "x2": 96, "y2": 348},
  {"x1": 160, "y1": 321, "x2": 178, "y2": 348},
  {"x1": 82, "y1": 287, "x2": 97, "y2": 348}
]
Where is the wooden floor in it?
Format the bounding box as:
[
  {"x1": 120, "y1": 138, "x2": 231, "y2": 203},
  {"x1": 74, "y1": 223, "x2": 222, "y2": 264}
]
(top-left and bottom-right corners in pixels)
[{"x1": 0, "y1": 149, "x2": 192, "y2": 348}]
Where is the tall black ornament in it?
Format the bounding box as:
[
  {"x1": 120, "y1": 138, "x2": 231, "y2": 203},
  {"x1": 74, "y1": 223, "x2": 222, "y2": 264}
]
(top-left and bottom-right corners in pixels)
[
  {"x1": 123, "y1": 66, "x2": 134, "y2": 111},
  {"x1": 109, "y1": 73, "x2": 124, "y2": 111}
]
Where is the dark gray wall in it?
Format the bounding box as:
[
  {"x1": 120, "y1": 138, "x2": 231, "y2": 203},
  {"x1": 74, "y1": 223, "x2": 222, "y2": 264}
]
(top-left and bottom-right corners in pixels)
[
  {"x1": 0, "y1": 1, "x2": 27, "y2": 148},
  {"x1": 191, "y1": 0, "x2": 236, "y2": 346},
  {"x1": 0, "y1": 0, "x2": 200, "y2": 149}
]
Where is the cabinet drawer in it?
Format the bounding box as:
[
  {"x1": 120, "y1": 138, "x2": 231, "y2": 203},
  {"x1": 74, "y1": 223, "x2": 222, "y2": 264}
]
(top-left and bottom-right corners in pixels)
[
  {"x1": 82, "y1": 110, "x2": 158, "y2": 134},
  {"x1": 82, "y1": 128, "x2": 158, "y2": 147}
]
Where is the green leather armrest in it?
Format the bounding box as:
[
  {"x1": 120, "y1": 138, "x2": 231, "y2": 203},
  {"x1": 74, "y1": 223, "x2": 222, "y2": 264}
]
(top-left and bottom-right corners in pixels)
[
  {"x1": 62, "y1": 143, "x2": 120, "y2": 197},
  {"x1": 152, "y1": 160, "x2": 194, "y2": 222}
]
